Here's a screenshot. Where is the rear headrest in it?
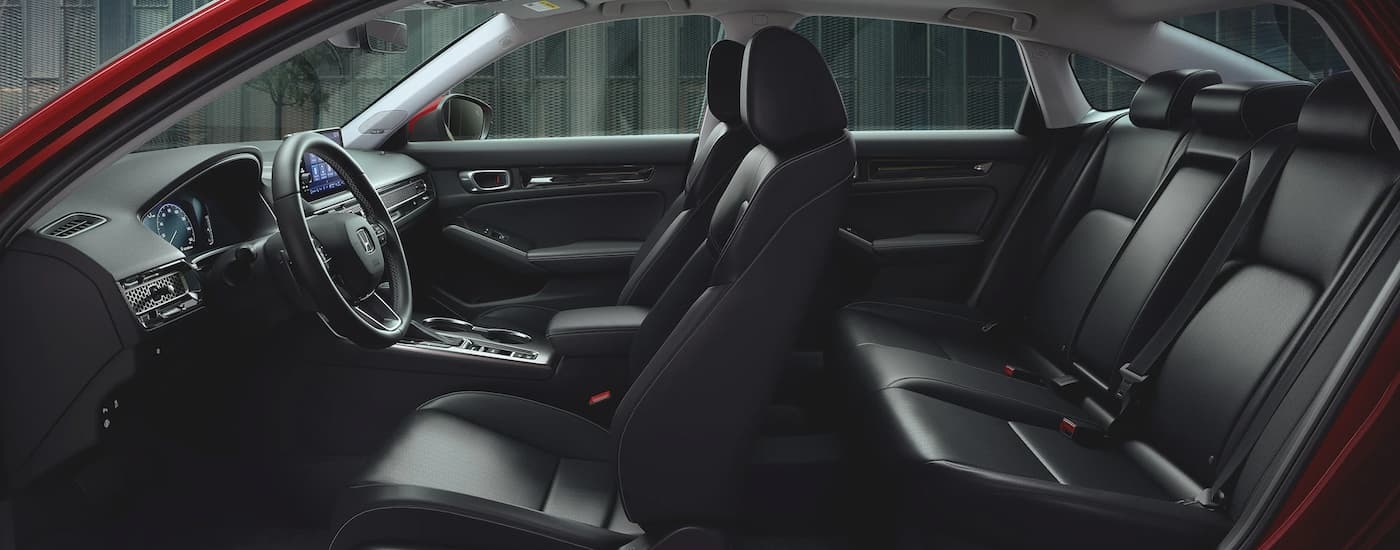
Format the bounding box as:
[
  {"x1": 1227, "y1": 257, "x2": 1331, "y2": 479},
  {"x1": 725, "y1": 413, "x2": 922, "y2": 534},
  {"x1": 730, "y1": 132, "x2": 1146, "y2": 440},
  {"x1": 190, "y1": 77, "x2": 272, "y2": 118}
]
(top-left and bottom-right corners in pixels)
[
  {"x1": 1191, "y1": 81, "x2": 1312, "y2": 139},
  {"x1": 1129, "y1": 69, "x2": 1222, "y2": 129},
  {"x1": 706, "y1": 40, "x2": 745, "y2": 124},
  {"x1": 1298, "y1": 72, "x2": 1394, "y2": 152},
  {"x1": 742, "y1": 27, "x2": 848, "y2": 151}
]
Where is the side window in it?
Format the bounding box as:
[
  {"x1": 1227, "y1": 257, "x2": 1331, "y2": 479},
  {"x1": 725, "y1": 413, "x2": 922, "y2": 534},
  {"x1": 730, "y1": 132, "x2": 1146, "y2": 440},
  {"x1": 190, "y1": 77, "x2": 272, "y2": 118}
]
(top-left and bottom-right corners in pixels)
[
  {"x1": 1072, "y1": 56, "x2": 1141, "y2": 111},
  {"x1": 456, "y1": 16, "x2": 721, "y2": 139},
  {"x1": 795, "y1": 17, "x2": 1028, "y2": 130}
]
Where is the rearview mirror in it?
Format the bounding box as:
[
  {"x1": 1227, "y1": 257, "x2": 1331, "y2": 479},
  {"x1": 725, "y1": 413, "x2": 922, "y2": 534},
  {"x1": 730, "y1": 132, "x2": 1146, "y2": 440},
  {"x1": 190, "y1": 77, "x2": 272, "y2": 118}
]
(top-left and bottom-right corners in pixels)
[
  {"x1": 364, "y1": 19, "x2": 409, "y2": 54},
  {"x1": 327, "y1": 19, "x2": 408, "y2": 54}
]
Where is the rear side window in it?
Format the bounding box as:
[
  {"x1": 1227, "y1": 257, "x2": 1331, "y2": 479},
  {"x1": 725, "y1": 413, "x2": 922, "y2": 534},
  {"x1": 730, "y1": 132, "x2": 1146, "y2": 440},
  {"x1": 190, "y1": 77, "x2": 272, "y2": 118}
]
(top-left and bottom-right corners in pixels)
[
  {"x1": 795, "y1": 17, "x2": 1028, "y2": 130},
  {"x1": 1073, "y1": 56, "x2": 1141, "y2": 112},
  {"x1": 1172, "y1": 5, "x2": 1346, "y2": 82}
]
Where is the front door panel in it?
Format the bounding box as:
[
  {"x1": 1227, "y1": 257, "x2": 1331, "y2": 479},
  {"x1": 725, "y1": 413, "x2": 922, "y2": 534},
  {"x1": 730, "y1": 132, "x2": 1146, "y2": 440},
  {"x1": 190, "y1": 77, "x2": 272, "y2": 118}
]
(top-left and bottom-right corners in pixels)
[{"x1": 402, "y1": 134, "x2": 696, "y2": 318}]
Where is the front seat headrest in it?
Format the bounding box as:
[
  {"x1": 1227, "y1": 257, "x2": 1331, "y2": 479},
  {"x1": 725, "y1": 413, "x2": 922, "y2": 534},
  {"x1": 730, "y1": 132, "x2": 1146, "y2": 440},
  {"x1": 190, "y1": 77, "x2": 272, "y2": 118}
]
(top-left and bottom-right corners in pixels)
[
  {"x1": 1298, "y1": 71, "x2": 1395, "y2": 152},
  {"x1": 1129, "y1": 69, "x2": 1223, "y2": 129},
  {"x1": 741, "y1": 27, "x2": 848, "y2": 152},
  {"x1": 706, "y1": 40, "x2": 746, "y2": 124},
  {"x1": 1191, "y1": 81, "x2": 1313, "y2": 139}
]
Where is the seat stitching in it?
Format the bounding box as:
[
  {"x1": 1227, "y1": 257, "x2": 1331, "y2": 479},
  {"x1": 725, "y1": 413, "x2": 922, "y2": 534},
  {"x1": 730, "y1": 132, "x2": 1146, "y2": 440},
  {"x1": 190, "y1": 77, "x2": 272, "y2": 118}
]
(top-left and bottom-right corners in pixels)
[
  {"x1": 845, "y1": 300, "x2": 982, "y2": 323},
  {"x1": 717, "y1": 134, "x2": 850, "y2": 259},
  {"x1": 883, "y1": 375, "x2": 1080, "y2": 422}
]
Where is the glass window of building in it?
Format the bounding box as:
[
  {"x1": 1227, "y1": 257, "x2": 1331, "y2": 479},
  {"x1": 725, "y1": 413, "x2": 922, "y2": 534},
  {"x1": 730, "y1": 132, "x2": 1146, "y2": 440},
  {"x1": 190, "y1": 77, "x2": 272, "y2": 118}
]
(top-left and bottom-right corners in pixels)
[
  {"x1": 456, "y1": 16, "x2": 722, "y2": 139},
  {"x1": 1171, "y1": 5, "x2": 1347, "y2": 82},
  {"x1": 794, "y1": 17, "x2": 1029, "y2": 130}
]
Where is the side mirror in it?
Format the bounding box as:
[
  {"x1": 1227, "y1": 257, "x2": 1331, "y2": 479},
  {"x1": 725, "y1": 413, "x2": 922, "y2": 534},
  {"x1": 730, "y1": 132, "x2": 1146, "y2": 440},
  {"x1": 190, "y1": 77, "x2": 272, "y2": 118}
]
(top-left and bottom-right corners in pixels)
[
  {"x1": 443, "y1": 95, "x2": 492, "y2": 140},
  {"x1": 328, "y1": 19, "x2": 408, "y2": 54},
  {"x1": 409, "y1": 94, "x2": 493, "y2": 142}
]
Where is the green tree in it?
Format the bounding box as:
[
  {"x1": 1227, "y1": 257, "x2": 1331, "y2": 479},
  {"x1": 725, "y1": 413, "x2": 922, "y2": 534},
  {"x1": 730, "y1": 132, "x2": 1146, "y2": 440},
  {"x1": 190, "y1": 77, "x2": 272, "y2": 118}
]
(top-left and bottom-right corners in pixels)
[{"x1": 246, "y1": 45, "x2": 341, "y2": 136}]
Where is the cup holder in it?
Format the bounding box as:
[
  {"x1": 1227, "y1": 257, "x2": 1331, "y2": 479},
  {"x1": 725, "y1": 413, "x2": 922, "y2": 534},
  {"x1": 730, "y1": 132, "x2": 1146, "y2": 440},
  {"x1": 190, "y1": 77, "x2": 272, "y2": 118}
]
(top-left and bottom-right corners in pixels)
[{"x1": 422, "y1": 317, "x2": 533, "y2": 345}]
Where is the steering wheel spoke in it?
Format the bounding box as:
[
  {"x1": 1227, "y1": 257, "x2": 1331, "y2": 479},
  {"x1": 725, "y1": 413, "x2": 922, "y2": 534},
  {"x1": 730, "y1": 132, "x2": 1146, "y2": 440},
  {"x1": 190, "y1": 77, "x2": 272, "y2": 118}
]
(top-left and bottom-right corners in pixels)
[
  {"x1": 352, "y1": 290, "x2": 403, "y2": 332},
  {"x1": 271, "y1": 131, "x2": 412, "y2": 348}
]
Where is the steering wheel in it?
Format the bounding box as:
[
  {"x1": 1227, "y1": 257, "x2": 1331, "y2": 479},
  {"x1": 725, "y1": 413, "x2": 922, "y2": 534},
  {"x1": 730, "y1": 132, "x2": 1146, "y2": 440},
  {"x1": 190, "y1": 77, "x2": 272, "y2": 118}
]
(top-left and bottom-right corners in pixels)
[{"x1": 270, "y1": 132, "x2": 412, "y2": 348}]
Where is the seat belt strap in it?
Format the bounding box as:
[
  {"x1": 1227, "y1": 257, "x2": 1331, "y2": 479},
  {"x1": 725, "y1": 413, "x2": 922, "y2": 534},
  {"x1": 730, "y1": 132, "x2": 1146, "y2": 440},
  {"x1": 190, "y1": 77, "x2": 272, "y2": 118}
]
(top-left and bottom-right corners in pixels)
[
  {"x1": 1114, "y1": 128, "x2": 1298, "y2": 413},
  {"x1": 1194, "y1": 182, "x2": 1400, "y2": 511}
]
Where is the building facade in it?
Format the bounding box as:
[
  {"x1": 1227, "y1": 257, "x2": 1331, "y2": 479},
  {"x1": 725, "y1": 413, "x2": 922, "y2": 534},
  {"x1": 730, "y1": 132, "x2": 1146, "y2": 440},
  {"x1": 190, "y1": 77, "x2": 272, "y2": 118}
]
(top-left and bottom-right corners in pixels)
[{"x1": 0, "y1": 2, "x2": 1346, "y2": 148}]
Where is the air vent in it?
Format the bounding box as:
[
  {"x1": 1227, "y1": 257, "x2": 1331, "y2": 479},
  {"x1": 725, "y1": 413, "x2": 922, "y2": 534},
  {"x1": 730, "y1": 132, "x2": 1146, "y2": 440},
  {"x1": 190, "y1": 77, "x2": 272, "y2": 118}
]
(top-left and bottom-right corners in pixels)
[{"x1": 40, "y1": 213, "x2": 108, "y2": 239}]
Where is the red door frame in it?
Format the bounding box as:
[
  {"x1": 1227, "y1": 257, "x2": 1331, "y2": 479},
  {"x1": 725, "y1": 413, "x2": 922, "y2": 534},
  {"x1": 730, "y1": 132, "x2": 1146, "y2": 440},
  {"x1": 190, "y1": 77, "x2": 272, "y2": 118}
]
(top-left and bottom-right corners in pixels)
[
  {"x1": 1260, "y1": 1, "x2": 1400, "y2": 547},
  {"x1": 0, "y1": 0, "x2": 1398, "y2": 546}
]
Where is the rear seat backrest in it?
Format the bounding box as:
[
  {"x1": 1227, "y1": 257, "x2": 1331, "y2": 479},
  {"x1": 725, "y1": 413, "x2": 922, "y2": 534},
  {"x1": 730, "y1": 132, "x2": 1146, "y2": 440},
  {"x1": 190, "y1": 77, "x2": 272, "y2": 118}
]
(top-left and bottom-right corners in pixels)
[
  {"x1": 1025, "y1": 70, "x2": 1221, "y2": 352},
  {"x1": 1140, "y1": 73, "x2": 1400, "y2": 483},
  {"x1": 1070, "y1": 81, "x2": 1313, "y2": 388}
]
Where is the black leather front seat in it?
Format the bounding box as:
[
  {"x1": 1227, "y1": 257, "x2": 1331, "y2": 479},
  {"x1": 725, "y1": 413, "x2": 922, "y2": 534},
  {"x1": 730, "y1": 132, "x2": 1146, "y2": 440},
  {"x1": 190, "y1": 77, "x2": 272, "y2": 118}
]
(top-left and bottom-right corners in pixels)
[
  {"x1": 331, "y1": 27, "x2": 853, "y2": 550},
  {"x1": 473, "y1": 40, "x2": 757, "y2": 335}
]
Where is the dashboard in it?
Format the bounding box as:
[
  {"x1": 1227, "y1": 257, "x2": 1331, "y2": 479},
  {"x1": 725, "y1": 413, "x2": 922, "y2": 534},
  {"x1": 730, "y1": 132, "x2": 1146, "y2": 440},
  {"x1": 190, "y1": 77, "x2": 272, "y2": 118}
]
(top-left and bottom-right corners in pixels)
[{"x1": 4, "y1": 139, "x2": 434, "y2": 491}]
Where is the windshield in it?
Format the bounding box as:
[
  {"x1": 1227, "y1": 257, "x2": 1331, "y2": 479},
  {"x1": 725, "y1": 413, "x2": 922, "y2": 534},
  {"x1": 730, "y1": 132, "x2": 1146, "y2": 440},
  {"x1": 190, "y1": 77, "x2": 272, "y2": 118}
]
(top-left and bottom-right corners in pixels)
[
  {"x1": 0, "y1": 2, "x2": 493, "y2": 150},
  {"x1": 140, "y1": 6, "x2": 495, "y2": 150}
]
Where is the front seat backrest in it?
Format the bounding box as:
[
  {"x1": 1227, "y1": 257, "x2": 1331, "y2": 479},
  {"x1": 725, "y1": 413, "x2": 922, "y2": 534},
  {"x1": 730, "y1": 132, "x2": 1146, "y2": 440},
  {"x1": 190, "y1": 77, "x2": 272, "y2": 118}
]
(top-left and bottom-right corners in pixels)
[
  {"x1": 610, "y1": 27, "x2": 855, "y2": 528},
  {"x1": 616, "y1": 40, "x2": 757, "y2": 307}
]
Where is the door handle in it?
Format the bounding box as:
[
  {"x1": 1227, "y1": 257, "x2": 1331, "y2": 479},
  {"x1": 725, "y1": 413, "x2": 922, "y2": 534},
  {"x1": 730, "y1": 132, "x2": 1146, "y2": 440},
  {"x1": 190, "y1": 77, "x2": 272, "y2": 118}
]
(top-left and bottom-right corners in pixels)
[{"x1": 461, "y1": 170, "x2": 511, "y2": 193}]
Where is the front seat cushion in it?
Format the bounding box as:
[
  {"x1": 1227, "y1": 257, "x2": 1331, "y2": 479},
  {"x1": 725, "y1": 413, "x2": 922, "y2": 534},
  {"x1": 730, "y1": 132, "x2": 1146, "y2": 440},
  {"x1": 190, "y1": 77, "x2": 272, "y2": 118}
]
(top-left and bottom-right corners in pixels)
[{"x1": 332, "y1": 392, "x2": 641, "y2": 550}]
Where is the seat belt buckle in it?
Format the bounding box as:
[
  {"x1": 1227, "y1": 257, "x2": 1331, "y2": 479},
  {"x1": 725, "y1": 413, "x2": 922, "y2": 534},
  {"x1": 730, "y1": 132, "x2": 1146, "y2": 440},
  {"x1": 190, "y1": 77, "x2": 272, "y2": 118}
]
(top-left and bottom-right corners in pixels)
[
  {"x1": 1059, "y1": 417, "x2": 1106, "y2": 445},
  {"x1": 1049, "y1": 374, "x2": 1081, "y2": 397},
  {"x1": 1179, "y1": 487, "x2": 1223, "y2": 511},
  {"x1": 1003, "y1": 365, "x2": 1044, "y2": 384},
  {"x1": 588, "y1": 390, "x2": 612, "y2": 406},
  {"x1": 1115, "y1": 363, "x2": 1148, "y2": 400}
]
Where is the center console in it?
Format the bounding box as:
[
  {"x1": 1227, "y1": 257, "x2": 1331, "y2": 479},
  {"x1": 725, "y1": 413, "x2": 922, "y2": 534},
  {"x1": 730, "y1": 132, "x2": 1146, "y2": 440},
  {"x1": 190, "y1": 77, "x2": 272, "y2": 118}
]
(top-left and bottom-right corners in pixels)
[{"x1": 398, "y1": 316, "x2": 552, "y2": 365}]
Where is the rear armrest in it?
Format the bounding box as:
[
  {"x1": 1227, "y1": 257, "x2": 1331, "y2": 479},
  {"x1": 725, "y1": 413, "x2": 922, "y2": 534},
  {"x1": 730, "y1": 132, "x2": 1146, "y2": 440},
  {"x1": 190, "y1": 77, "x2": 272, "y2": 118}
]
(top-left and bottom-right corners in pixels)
[{"x1": 547, "y1": 305, "x2": 650, "y2": 357}]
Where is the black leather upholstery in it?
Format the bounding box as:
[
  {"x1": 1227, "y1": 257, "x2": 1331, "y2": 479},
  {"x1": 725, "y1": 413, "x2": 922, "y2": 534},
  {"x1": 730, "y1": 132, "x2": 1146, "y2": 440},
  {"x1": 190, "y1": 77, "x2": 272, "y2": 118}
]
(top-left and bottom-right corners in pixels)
[
  {"x1": 1297, "y1": 71, "x2": 1395, "y2": 152},
  {"x1": 703, "y1": 40, "x2": 744, "y2": 123},
  {"x1": 1128, "y1": 69, "x2": 1223, "y2": 129},
  {"x1": 835, "y1": 72, "x2": 1398, "y2": 549},
  {"x1": 547, "y1": 305, "x2": 649, "y2": 357},
  {"x1": 740, "y1": 27, "x2": 848, "y2": 152},
  {"x1": 612, "y1": 26, "x2": 853, "y2": 527},
  {"x1": 332, "y1": 392, "x2": 641, "y2": 550},
  {"x1": 337, "y1": 28, "x2": 852, "y2": 548},
  {"x1": 1192, "y1": 81, "x2": 1313, "y2": 139},
  {"x1": 476, "y1": 40, "x2": 756, "y2": 335}
]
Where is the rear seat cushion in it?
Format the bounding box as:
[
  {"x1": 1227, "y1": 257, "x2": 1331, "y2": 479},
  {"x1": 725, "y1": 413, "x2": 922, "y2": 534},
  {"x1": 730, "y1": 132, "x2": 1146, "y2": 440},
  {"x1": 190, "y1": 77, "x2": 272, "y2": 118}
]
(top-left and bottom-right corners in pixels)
[
  {"x1": 872, "y1": 389, "x2": 1231, "y2": 550},
  {"x1": 833, "y1": 299, "x2": 1007, "y2": 370},
  {"x1": 850, "y1": 343, "x2": 1091, "y2": 428}
]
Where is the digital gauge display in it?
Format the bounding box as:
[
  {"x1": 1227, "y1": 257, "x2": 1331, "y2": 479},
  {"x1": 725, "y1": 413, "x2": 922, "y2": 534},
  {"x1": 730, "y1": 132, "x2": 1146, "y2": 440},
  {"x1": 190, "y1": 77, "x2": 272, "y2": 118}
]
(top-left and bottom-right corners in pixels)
[{"x1": 143, "y1": 202, "x2": 197, "y2": 251}]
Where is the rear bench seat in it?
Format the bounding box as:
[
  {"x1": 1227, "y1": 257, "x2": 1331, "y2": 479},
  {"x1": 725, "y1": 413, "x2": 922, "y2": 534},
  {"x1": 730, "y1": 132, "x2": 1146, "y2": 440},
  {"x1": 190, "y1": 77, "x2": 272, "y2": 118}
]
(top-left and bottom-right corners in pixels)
[
  {"x1": 841, "y1": 77, "x2": 1313, "y2": 430},
  {"x1": 834, "y1": 69, "x2": 1222, "y2": 372},
  {"x1": 841, "y1": 72, "x2": 1400, "y2": 548}
]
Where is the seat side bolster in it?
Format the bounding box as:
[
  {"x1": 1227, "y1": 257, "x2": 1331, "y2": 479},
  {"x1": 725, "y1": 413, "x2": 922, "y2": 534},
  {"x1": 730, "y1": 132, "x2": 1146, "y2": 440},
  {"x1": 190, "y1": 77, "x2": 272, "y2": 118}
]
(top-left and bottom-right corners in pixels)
[
  {"x1": 916, "y1": 460, "x2": 1231, "y2": 550},
  {"x1": 333, "y1": 484, "x2": 634, "y2": 550}
]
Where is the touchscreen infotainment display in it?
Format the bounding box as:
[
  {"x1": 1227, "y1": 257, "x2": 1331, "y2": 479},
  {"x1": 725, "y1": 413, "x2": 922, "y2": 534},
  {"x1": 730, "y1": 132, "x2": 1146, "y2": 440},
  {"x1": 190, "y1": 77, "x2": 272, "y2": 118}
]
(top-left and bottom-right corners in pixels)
[
  {"x1": 316, "y1": 127, "x2": 343, "y2": 146},
  {"x1": 301, "y1": 153, "x2": 348, "y2": 201}
]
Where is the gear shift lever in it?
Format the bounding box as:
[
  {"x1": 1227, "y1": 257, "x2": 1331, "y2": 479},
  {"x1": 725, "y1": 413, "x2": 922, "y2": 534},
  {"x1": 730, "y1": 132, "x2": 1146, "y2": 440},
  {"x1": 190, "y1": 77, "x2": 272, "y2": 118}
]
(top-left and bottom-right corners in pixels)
[{"x1": 407, "y1": 319, "x2": 465, "y2": 347}]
